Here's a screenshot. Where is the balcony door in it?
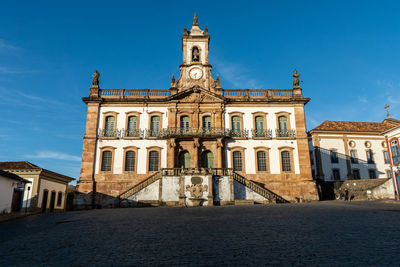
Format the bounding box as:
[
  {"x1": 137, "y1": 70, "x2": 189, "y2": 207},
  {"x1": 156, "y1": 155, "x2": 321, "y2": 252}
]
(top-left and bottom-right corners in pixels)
[
  {"x1": 178, "y1": 151, "x2": 191, "y2": 168},
  {"x1": 201, "y1": 151, "x2": 214, "y2": 168},
  {"x1": 180, "y1": 116, "x2": 190, "y2": 134}
]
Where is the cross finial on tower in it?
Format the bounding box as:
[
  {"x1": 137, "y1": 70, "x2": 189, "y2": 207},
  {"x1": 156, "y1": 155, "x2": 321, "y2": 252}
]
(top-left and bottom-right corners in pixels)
[
  {"x1": 193, "y1": 13, "x2": 198, "y2": 26},
  {"x1": 385, "y1": 104, "x2": 391, "y2": 118}
]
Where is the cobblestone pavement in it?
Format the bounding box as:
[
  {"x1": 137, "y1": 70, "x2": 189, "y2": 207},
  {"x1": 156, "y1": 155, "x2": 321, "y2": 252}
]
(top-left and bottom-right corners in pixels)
[{"x1": 1, "y1": 201, "x2": 400, "y2": 266}]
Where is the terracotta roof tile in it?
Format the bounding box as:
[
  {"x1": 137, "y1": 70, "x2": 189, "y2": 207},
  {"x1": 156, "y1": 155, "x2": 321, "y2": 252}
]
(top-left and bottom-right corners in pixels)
[
  {"x1": 0, "y1": 161, "x2": 41, "y2": 170},
  {"x1": 311, "y1": 120, "x2": 399, "y2": 133}
]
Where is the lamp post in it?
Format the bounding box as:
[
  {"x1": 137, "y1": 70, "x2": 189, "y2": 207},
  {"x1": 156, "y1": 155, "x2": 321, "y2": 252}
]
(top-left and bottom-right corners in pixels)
[{"x1": 25, "y1": 186, "x2": 31, "y2": 213}]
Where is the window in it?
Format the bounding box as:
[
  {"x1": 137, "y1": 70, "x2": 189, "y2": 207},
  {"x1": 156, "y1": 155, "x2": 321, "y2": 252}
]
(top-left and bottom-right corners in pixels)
[
  {"x1": 125, "y1": 151, "x2": 136, "y2": 171},
  {"x1": 255, "y1": 116, "x2": 264, "y2": 137},
  {"x1": 150, "y1": 116, "x2": 160, "y2": 137},
  {"x1": 392, "y1": 140, "x2": 400, "y2": 156},
  {"x1": 105, "y1": 116, "x2": 115, "y2": 137},
  {"x1": 278, "y1": 116, "x2": 288, "y2": 136},
  {"x1": 202, "y1": 116, "x2": 212, "y2": 132},
  {"x1": 366, "y1": 150, "x2": 374, "y2": 164},
  {"x1": 281, "y1": 151, "x2": 291, "y2": 172},
  {"x1": 232, "y1": 116, "x2": 241, "y2": 136},
  {"x1": 350, "y1": 150, "x2": 358, "y2": 164},
  {"x1": 332, "y1": 169, "x2": 341, "y2": 181},
  {"x1": 353, "y1": 169, "x2": 360, "y2": 180},
  {"x1": 330, "y1": 150, "x2": 338, "y2": 163},
  {"x1": 383, "y1": 151, "x2": 390, "y2": 164},
  {"x1": 127, "y1": 116, "x2": 138, "y2": 137},
  {"x1": 192, "y1": 47, "x2": 199, "y2": 62},
  {"x1": 310, "y1": 151, "x2": 314, "y2": 165},
  {"x1": 56, "y1": 192, "x2": 62, "y2": 206},
  {"x1": 148, "y1": 151, "x2": 159, "y2": 171},
  {"x1": 257, "y1": 151, "x2": 267, "y2": 171},
  {"x1": 386, "y1": 170, "x2": 392, "y2": 178},
  {"x1": 233, "y1": 151, "x2": 243, "y2": 171},
  {"x1": 101, "y1": 151, "x2": 112, "y2": 171},
  {"x1": 201, "y1": 151, "x2": 214, "y2": 168},
  {"x1": 180, "y1": 116, "x2": 190, "y2": 133},
  {"x1": 368, "y1": 169, "x2": 376, "y2": 179},
  {"x1": 178, "y1": 151, "x2": 191, "y2": 168}
]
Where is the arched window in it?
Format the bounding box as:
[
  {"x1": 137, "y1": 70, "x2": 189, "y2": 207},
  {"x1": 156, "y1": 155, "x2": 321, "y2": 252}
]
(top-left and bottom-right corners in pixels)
[
  {"x1": 125, "y1": 151, "x2": 136, "y2": 171},
  {"x1": 392, "y1": 140, "x2": 400, "y2": 156},
  {"x1": 127, "y1": 116, "x2": 138, "y2": 137},
  {"x1": 278, "y1": 116, "x2": 288, "y2": 137},
  {"x1": 233, "y1": 151, "x2": 243, "y2": 171},
  {"x1": 150, "y1": 116, "x2": 160, "y2": 137},
  {"x1": 56, "y1": 192, "x2": 62, "y2": 206},
  {"x1": 101, "y1": 151, "x2": 112, "y2": 171},
  {"x1": 201, "y1": 151, "x2": 214, "y2": 168},
  {"x1": 202, "y1": 116, "x2": 212, "y2": 132},
  {"x1": 281, "y1": 151, "x2": 291, "y2": 172},
  {"x1": 148, "y1": 151, "x2": 159, "y2": 171},
  {"x1": 257, "y1": 151, "x2": 267, "y2": 171},
  {"x1": 180, "y1": 116, "x2": 190, "y2": 133},
  {"x1": 232, "y1": 116, "x2": 241, "y2": 136},
  {"x1": 192, "y1": 47, "x2": 199, "y2": 62},
  {"x1": 105, "y1": 116, "x2": 115, "y2": 137},
  {"x1": 255, "y1": 116, "x2": 264, "y2": 137},
  {"x1": 178, "y1": 151, "x2": 191, "y2": 168}
]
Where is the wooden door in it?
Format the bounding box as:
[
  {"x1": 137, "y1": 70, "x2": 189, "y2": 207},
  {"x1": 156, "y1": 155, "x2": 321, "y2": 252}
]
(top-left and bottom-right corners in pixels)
[{"x1": 11, "y1": 190, "x2": 22, "y2": 212}]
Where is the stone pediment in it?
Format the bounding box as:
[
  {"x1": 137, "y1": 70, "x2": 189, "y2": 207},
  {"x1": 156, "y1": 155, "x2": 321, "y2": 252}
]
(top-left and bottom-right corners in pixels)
[{"x1": 169, "y1": 87, "x2": 225, "y2": 103}]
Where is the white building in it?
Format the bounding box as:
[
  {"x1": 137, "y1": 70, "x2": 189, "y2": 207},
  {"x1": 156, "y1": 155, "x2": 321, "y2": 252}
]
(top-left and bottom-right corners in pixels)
[
  {"x1": 383, "y1": 121, "x2": 400, "y2": 199},
  {"x1": 0, "y1": 169, "x2": 30, "y2": 214}
]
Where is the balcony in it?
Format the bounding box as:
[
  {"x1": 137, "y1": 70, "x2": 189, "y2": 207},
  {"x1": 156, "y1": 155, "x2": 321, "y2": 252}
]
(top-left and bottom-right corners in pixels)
[
  {"x1": 162, "y1": 127, "x2": 230, "y2": 138},
  {"x1": 252, "y1": 129, "x2": 272, "y2": 139},
  {"x1": 98, "y1": 129, "x2": 122, "y2": 138},
  {"x1": 275, "y1": 129, "x2": 296, "y2": 139}
]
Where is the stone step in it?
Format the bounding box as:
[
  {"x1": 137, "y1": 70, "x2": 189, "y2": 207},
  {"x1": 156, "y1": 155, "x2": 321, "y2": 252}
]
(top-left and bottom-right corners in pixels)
[{"x1": 234, "y1": 200, "x2": 254, "y2": 205}]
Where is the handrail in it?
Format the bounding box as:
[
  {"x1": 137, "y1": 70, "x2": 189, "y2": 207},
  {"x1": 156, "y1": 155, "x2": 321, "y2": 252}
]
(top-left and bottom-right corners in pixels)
[
  {"x1": 118, "y1": 171, "x2": 162, "y2": 202},
  {"x1": 232, "y1": 171, "x2": 289, "y2": 203}
]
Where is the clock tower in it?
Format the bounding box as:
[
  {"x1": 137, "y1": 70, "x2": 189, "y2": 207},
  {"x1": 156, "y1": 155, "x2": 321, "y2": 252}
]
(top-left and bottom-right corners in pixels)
[{"x1": 176, "y1": 14, "x2": 217, "y2": 92}]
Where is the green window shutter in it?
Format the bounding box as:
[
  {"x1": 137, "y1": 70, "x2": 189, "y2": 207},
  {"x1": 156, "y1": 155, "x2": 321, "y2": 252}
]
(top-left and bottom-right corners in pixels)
[{"x1": 232, "y1": 116, "x2": 241, "y2": 132}]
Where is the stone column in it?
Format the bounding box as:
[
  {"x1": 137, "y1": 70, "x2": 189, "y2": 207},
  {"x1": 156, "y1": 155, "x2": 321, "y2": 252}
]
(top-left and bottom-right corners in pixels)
[
  {"x1": 216, "y1": 138, "x2": 223, "y2": 168},
  {"x1": 294, "y1": 105, "x2": 312, "y2": 180},
  {"x1": 193, "y1": 138, "x2": 199, "y2": 168},
  {"x1": 167, "y1": 139, "x2": 176, "y2": 168},
  {"x1": 343, "y1": 135, "x2": 352, "y2": 179}
]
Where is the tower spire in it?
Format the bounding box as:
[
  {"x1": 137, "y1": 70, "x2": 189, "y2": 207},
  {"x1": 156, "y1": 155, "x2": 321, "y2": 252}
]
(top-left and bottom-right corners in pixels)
[{"x1": 193, "y1": 13, "x2": 198, "y2": 26}]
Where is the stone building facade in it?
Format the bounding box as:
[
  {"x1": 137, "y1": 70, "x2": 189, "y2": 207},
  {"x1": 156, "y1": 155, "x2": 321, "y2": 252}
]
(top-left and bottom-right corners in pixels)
[{"x1": 76, "y1": 15, "x2": 318, "y2": 207}]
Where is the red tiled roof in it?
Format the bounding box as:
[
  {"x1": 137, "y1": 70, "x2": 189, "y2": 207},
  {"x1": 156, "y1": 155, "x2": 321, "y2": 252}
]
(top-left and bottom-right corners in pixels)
[
  {"x1": 0, "y1": 161, "x2": 41, "y2": 170},
  {"x1": 311, "y1": 120, "x2": 399, "y2": 133}
]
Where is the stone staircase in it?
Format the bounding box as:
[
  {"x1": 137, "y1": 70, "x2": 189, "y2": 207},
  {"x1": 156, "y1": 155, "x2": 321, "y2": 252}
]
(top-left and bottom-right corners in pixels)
[
  {"x1": 118, "y1": 171, "x2": 162, "y2": 206},
  {"x1": 232, "y1": 171, "x2": 289, "y2": 203}
]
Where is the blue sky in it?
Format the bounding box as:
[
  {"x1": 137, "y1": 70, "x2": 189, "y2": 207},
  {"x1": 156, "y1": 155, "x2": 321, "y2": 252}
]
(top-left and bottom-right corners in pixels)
[{"x1": 1, "y1": 1, "x2": 399, "y2": 183}]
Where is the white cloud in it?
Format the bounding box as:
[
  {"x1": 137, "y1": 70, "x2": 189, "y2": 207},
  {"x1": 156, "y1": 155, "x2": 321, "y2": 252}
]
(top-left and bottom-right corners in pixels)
[
  {"x1": 388, "y1": 96, "x2": 400, "y2": 104},
  {"x1": 357, "y1": 96, "x2": 368, "y2": 103},
  {"x1": 376, "y1": 79, "x2": 394, "y2": 89},
  {"x1": 25, "y1": 151, "x2": 81, "y2": 162},
  {"x1": 213, "y1": 58, "x2": 260, "y2": 88},
  {"x1": 0, "y1": 39, "x2": 19, "y2": 51}
]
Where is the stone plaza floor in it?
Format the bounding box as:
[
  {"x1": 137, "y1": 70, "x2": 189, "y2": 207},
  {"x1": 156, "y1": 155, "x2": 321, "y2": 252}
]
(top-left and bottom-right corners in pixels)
[{"x1": 0, "y1": 201, "x2": 400, "y2": 266}]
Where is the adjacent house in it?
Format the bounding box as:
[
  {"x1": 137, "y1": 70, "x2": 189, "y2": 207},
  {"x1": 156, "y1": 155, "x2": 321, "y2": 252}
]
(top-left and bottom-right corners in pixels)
[
  {"x1": 0, "y1": 162, "x2": 74, "y2": 212},
  {"x1": 0, "y1": 169, "x2": 31, "y2": 213},
  {"x1": 382, "y1": 120, "x2": 400, "y2": 199}
]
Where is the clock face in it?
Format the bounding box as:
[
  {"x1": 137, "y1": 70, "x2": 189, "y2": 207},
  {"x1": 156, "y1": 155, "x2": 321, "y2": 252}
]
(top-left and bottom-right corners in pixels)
[{"x1": 189, "y1": 68, "x2": 203, "y2": 80}]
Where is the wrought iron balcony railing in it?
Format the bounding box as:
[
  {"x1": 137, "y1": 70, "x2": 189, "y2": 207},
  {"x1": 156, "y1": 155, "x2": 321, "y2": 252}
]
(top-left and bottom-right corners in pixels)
[
  {"x1": 162, "y1": 127, "x2": 230, "y2": 138},
  {"x1": 98, "y1": 129, "x2": 122, "y2": 138},
  {"x1": 275, "y1": 129, "x2": 296, "y2": 138},
  {"x1": 251, "y1": 129, "x2": 273, "y2": 139}
]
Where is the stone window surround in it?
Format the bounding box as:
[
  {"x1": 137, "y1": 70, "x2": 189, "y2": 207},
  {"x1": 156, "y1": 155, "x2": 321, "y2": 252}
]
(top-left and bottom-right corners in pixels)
[
  {"x1": 350, "y1": 149, "x2": 359, "y2": 164},
  {"x1": 123, "y1": 146, "x2": 139, "y2": 173},
  {"x1": 99, "y1": 146, "x2": 116, "y2": 173},
  {"x1": 352, "y1": 168, "x2": 360, "y2": 179},
  {"x1": 102, "y1": 111, "x2": 119, "y2": 131},
  {"x1": 178, "y1": 112, "x2": 192, "y2": 128},
  {"x1": 275, "y1": 112, "x2": 292, "y2": 137},
  {"x1": 230, "y1": 146, "x2": 246, "y2": 173},
  {"x1": 390, "y1": 137, "x2": 400, "y2": 156},
  {"x1": 56, "y1": 191, "x2": 63, "y2": 207},
  {"x1": 148, "y1": 111, "x2": 164, "y2": 133},
  {"x1": 368, "y1": 168, "x2": 377, "y2": 179},
  {"x1": 146, "y1": 146, "x2": 163, "y2": 173},
  {"x1": 228, "y1": 112, "x2": 244, "y2": 137},
  {"x1": 383, "y1": 150, "x2": 389, "y2": 165},
  {"x1": 252, "y1": 112, "x2": 267, "y2": 131},
  {"x1": 200, "y1": 113, "x2": 213, "y2": 128},
  {"x1": 332, "y1": 168, "x2": 341, "y2": 181},
  {"x1": 278, "y1": 146, "x2": 295, "y2": 173},
  {"x1": 254, "y1": 146, "x2": 270, "y2": 173},
  {"x1": 125, "y1": 111, "x2": 141, "y2": 133}
]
